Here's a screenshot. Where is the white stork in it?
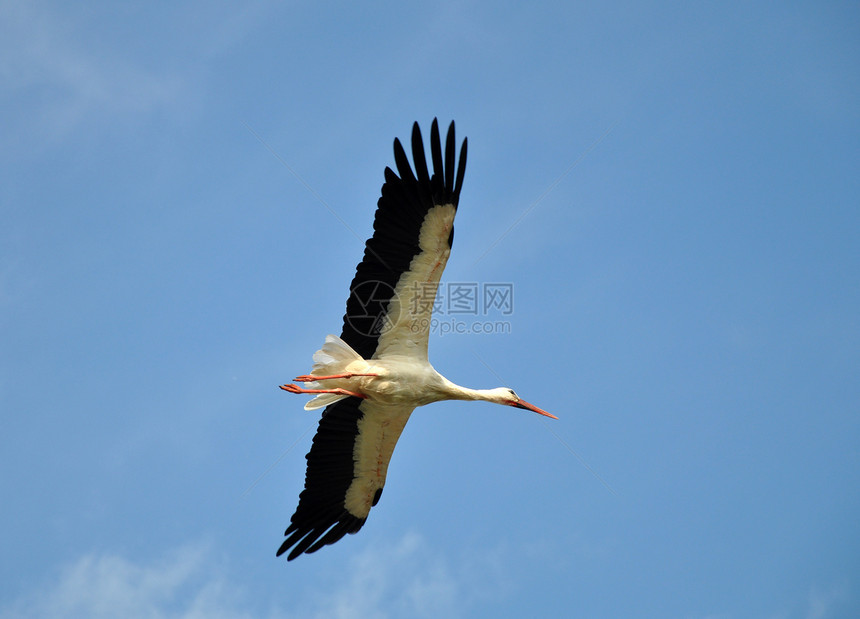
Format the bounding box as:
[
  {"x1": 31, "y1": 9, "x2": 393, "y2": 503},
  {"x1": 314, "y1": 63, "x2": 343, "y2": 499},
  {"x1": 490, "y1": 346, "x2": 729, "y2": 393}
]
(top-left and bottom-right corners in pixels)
[{"x1": 277, "y1": 119, "x2": 556, "y2": 561}]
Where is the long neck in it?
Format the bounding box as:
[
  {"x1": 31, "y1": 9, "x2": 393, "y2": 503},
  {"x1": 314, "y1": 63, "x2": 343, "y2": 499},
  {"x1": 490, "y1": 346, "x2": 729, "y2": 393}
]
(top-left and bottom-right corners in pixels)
[{"x1": 439, "y1": 378, "x2": 497, "y2": 403}]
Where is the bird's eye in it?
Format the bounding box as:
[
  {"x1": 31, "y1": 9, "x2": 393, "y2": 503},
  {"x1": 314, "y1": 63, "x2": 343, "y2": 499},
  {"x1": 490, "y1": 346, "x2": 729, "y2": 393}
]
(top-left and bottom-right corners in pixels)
[{"x1": 507, "y1": 389, "x2": 518, "y2": 398}]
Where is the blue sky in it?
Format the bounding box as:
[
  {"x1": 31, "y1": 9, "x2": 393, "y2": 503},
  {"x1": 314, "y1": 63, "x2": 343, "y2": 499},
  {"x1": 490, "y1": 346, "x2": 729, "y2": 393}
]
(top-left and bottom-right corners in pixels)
[{"x1": 2, "y1": 1, "x2": 858, "y2": 617}]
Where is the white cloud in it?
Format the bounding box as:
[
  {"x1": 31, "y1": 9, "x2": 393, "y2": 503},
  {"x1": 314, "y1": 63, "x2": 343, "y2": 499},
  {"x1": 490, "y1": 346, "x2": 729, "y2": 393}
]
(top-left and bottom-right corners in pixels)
[
  {"x1": 805, "y1": 583, "x2": 849, "y2": 619},
  {"x1": 0, "y1": 543, "x2": 253, "y2": 619},
  {"x1": 0, "y1": 533, "x2": 510, "y2": 619},
  {"x1": 0, "y1": 1, "x2": 184, "y2": 149},
  {"x1": 305, "y1": 532, "x2": 459, "y2": 619}
]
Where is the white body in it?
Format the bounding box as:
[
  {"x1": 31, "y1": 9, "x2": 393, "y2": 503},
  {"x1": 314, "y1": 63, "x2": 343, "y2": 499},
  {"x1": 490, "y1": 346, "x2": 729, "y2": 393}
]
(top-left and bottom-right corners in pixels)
[{"x1": 300, "y1": 333, "x2": 532, "y2": 519}]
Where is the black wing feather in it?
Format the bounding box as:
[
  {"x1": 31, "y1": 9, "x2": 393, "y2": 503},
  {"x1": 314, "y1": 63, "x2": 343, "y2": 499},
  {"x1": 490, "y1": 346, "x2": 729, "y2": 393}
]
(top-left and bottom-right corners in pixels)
[
  {"x1": 338, "y1": 119, "x2": 467, "y2": 360},
  {"x1": 277, "y1": 397, "x2": 366, "y2": 561},
  {"x1": 280, "y1": 120, "x2": 468, "y2": 561},
  {"x1": 444, "y1": 121, "x2": 456, "y2": 191}
]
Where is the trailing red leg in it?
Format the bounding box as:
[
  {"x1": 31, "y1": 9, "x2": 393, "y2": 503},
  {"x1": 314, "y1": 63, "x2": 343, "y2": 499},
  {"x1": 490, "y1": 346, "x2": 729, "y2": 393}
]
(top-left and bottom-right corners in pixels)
[
  {"x1": 293, "y1": 372, "x2": 378, "y2": 382},
  {"x1": 279, "y1": 383, "x2": 366, "y2": 399}
]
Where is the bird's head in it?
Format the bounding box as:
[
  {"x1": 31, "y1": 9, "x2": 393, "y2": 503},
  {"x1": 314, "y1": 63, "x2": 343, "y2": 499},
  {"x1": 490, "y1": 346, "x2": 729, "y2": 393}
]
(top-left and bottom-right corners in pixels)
[{"x1": 489, "y1": 387, "x2": 557, "y2": 420}]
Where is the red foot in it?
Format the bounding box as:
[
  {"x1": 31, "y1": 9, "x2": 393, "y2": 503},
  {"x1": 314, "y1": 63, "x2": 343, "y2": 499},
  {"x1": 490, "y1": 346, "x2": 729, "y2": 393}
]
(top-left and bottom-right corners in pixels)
[
  {"x1": 279, "y1": 383, "x2": 367, "y2": 399},
  {"x1": 293, "y1": 372, "x2": 379, "y2": 382}
]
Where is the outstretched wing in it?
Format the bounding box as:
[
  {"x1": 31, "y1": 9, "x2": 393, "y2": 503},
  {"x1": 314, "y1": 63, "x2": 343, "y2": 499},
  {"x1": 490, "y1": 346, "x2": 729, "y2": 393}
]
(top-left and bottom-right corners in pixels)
[
  {"x1": 277, "y1": 398, "x2": 415, "y2": 560},
  {"x1": 279, "y1": 119, "x2": 468, "y2": 561},
  {"x1": 340, "y1": 118, "x2": 468, "y2": 361}
]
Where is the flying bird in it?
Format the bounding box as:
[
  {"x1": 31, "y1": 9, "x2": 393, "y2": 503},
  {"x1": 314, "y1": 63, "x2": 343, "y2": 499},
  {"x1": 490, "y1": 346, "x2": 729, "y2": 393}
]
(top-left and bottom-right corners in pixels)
[{"x1": 277, "y1": 119, "x2": 556, "y2": 561}]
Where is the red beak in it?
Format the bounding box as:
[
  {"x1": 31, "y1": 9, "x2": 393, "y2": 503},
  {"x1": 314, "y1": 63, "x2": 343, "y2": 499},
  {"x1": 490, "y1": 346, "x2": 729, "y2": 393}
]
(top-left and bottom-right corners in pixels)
[{"x1": 512, "y1": 399, "x2": 558, "y2": 420}]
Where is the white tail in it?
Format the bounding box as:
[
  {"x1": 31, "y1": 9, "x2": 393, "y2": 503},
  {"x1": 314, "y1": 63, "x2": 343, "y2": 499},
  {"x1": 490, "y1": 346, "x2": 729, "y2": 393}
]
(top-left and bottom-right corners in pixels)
[{"x1": 304, "y1": 335, "x2": 364, "y2": 411}]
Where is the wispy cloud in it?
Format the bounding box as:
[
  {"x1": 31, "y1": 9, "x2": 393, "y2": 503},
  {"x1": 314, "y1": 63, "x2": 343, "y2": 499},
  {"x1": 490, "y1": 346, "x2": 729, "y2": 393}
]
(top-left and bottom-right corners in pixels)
[
  {"x1": 0, "y1": 533, "x2": 512, "y2": 619},
  {"x1": 0, "y1": 543, "x2": 252, "y2": 619},
  {"x1": 297, "y1": 532, "x2": 515, "y2": 618},
  {"x1": 304, "y1": 532, "x2": 460, "y2": 619},
  {"x1": 805, "y1": 583, "x2": 849, "y2": 619},
  {"x1": 0, "y1": 1, "x2": 183, "y2": 150}
]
